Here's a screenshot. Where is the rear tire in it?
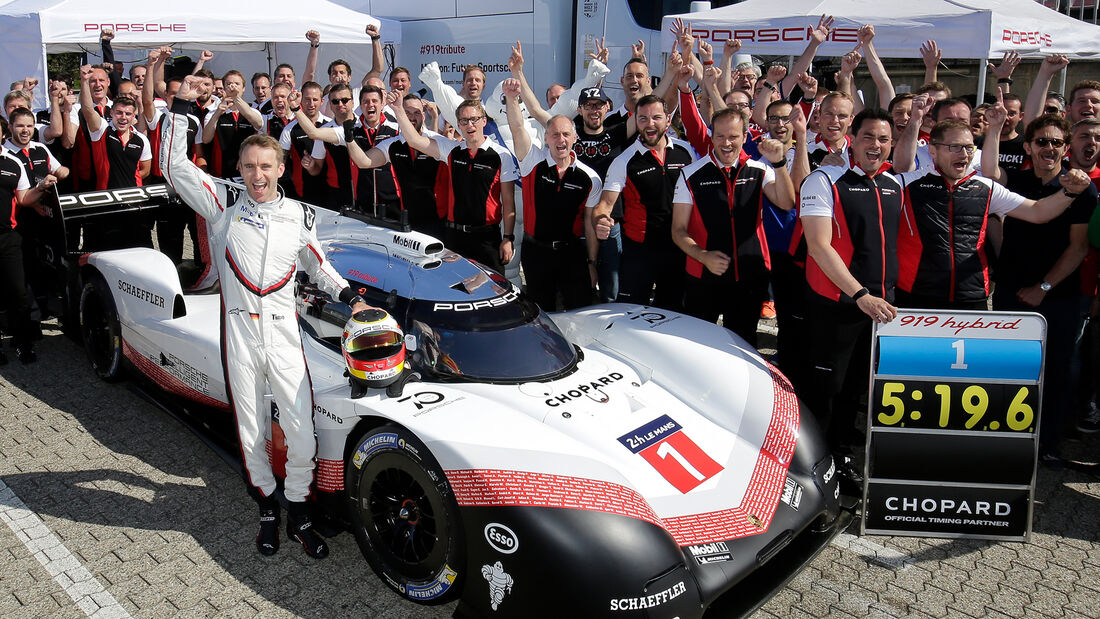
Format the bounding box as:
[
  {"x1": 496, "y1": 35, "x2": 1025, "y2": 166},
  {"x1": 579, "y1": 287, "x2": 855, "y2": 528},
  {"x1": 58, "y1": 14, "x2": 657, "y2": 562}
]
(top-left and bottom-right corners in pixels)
[
  {"x1": 346, "y1": 425, "x2": 464, "y2": 604},
  {"x1": 80, "y1": 274, "x2": 123, "y2": 381}
]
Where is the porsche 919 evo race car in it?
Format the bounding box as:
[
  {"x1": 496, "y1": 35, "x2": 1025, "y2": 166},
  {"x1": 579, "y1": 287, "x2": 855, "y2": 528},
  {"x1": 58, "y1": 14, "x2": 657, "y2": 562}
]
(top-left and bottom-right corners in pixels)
[{"x1": 43, "y1": 185, "x2": 843, "y2": 617}]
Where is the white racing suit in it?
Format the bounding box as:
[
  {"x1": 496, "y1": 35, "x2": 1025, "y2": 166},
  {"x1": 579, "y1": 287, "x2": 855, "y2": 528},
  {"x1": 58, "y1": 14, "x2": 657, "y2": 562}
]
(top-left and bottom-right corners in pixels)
[{"x1": 160, "y1": 101, "x2": 356, "y2": 502}]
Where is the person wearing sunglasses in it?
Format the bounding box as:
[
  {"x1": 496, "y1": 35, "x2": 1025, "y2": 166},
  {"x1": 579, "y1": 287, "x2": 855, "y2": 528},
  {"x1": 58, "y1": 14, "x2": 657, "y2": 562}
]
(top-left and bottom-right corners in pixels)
[{"x1": 983, "y1": 106, "x2": 1096, "y2": 468}]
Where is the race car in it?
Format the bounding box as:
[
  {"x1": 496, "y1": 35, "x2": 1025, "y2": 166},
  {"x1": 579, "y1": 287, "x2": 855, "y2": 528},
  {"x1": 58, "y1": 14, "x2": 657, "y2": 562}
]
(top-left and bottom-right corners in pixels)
[{"x1": 49, "y1": 186, "x2": 844, "y2": 617}]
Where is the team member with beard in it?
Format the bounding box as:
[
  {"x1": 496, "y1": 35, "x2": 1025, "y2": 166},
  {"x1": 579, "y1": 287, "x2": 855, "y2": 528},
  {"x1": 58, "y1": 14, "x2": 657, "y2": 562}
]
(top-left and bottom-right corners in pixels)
[
  {"x1": 594, "y1": 95, "x2": 697, "y2": 311},
  {"x1": 983, "y1": 113, "x2": 1097, "y2": 466},
  {"x1": 280, "y1": 82, "x2": 330, "y2": 205},
  {"x1": 799, "y1": 108, "x2": 902, "y2": 492},
  {"x1": 391, "y1": 95, "x2": 518, "y2": 272},
  {"x1": 671, "y1": 108, "x2": 794, "y2": 345},
  {"x1": 188, "y1": 69, "x2": 219, "y2": 125},
  {"x1": 897, "y1": 101, "x2": 1089, "y2": 310},
  {"x1": 502, "y1": 78, "x2": 602, "y2": 311}
]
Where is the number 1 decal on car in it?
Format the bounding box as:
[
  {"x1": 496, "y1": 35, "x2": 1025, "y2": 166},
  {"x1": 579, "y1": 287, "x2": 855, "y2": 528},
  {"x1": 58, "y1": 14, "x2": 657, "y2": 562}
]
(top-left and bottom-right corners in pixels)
[{"x1": 617, "y1": 415, "x2": 723, "y2": 493}]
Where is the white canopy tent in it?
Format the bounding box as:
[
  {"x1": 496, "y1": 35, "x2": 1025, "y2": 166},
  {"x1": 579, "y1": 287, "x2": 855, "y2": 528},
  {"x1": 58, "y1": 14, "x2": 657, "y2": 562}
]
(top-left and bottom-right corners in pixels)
[
  {"x1": 0, "y1": 0, "x2": 400, "y2": 108},
  {"x1": 663, "y1": 0, "x2": 1100, "y2": 101}
]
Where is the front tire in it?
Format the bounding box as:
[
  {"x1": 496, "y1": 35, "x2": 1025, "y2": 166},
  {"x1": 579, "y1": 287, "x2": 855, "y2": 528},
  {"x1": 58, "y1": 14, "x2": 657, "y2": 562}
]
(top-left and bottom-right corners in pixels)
[
  {"x1": 346, "y1": 425, "x2": 464, "y2": 604},
  {"x1": 80, "y1": 274, "x2": 123, "y2": 381}
]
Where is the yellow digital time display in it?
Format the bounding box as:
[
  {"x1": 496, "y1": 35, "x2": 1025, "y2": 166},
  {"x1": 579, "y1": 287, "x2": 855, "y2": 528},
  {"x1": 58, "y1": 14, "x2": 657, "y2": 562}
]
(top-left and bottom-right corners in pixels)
[{"x1": 871, "y1": 380, "x2": 1037, "y2": 433}]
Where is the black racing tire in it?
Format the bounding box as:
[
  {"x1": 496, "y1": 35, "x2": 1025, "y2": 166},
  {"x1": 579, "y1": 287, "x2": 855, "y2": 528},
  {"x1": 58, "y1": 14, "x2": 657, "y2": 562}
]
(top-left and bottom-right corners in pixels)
[
  {"x1": 79, "y1": 274, "x2": 124, "y2": 382},
  {"x1": 346, "y1": 425, "x2": 465, "y2": 605}
]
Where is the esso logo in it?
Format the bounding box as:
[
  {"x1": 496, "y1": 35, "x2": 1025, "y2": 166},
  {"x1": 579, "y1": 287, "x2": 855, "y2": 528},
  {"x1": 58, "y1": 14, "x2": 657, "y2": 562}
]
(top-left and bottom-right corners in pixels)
[{"x1": 484, "y1": 523, "x2": 518, "y2": 554}]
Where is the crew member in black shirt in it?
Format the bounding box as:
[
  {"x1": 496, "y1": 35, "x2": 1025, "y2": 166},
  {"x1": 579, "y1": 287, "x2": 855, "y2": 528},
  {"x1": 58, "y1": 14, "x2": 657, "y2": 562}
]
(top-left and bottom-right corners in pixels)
[
  {"x1": 983, "y1": 113, "x2": 1097, "y2": 465},
  {"x1": 672, "y1": 108, "x2": 795, "y2": 345},
  {"x1": 594, "y1": 95, "x2": 696, "y2": 311},
  {"x1": 202, "y1": 71, "x2": 263, "y2": 179},
  {"x1": 503, "y1": 78, "x2": 602, "y2": 310},
  {"x1": 799, "y1": 108, "x2": 903, "y2": 492},
  {"x1": 391, "y1": 96, "x2": 518, "y2": 272}
]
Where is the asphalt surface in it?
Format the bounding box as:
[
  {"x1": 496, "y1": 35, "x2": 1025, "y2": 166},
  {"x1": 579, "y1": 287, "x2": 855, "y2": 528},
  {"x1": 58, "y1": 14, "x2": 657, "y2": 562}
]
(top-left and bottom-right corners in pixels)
[{"x1": 2, "y1": 321, "x2": 1100, "y2": 618}]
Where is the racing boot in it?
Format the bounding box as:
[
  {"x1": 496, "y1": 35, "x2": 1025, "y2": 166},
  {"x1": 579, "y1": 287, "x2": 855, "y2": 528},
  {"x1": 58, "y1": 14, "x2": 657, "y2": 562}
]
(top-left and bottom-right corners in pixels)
[
  {"x1": 286, "y1": 501, "x2": 329, "y2": 559},
  {"x1": 256, "y1": 495, "x2": 280, "y2": 556}
]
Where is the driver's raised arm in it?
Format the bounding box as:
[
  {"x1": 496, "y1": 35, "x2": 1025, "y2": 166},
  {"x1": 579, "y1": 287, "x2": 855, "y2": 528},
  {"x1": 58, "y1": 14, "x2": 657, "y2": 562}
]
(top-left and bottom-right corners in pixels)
[{"x1": 160, "y1": 76, "x2": 230, "y2": 222}]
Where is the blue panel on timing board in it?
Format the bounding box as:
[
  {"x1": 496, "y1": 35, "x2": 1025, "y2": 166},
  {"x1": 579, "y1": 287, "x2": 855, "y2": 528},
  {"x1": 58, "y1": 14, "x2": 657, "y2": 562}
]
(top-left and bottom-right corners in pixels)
[{"x1": 877, "y1": 337, "x2": 1042, "y2": 380}]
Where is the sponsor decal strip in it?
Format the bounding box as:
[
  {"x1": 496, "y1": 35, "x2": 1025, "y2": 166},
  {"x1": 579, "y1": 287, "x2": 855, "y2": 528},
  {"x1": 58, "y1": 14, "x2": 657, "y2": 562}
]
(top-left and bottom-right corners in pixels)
[
  {"x1": 122, "y1": 341, "x2": 228, "y2": 411},
  {"x1": 448, "y1": 364, "x2": 801, "y2": 546},
  {"x1": 315, "y1": 458, "x2": 344, "y2": 492}
]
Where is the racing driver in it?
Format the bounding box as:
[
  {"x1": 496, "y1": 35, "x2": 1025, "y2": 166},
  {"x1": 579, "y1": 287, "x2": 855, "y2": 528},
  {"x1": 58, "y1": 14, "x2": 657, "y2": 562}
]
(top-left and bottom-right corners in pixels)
[{"x1": 161, "y1": 75, "x2": 370, "y2": 559}]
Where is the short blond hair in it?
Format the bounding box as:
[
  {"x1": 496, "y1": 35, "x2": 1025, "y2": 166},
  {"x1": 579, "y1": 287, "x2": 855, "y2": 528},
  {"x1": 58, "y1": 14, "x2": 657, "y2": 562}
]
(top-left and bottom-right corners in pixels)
[{"x1": 239, "y1": 134, "x2": 284, "y2": 161}]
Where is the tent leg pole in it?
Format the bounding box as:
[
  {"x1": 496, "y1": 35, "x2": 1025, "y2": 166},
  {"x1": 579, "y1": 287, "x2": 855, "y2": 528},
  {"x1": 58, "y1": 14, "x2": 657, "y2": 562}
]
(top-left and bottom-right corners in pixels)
[
  {"x1": 1058, "y1": 66, "x2": 1068, "y2": 96},
  {"x1": 267, "y1": 43, "x2": 273, "y2": 75},
  {"x1": 976, "y1": 59, "x2": 988, "y2": 105}
]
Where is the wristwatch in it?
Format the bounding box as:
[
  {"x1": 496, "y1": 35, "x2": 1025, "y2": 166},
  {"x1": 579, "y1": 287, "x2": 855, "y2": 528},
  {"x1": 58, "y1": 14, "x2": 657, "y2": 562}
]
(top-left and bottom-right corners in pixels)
[
  {"x1": 502, "y1": 233, "x2": 515, "y2": 242},
  {"x1": 1040, "y1": 281, "x2": 1053, "y2": 292}
]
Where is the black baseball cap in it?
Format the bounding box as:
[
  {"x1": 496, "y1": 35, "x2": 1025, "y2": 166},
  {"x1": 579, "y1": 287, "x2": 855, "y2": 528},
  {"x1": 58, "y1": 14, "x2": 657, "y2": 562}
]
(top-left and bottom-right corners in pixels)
[{"x1": 578, "y1": 86, "x2": 612, "y2": 105}]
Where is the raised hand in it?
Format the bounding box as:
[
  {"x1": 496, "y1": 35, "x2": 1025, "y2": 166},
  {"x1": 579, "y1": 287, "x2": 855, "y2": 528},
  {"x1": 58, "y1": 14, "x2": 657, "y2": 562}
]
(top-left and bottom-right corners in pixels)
[
  {"x1": 989, "y1": 51, "x2": 1021, "y2": 80},
  {"x1": 766, "y1": 64, "x2": 788, "y2": 83},
  {"x1": 811, "y1": 15, "x2": 835, "y2": 44},
  {"x1": 501, "y1": 78, "x2": 521, "y2": 98},
  {"x1": 288, "y1": 89, "x2": 301, "y2": 108},
  {"x1": 909, "y1": 93, "x2": 936, "y2": 126},
  {"x1": 588, "y1": 37, "x2": 609, "y2": 65},
  {"x1": 100, "y1": 28, "x2": 114, "y2": 41},
  {"x1": 703, "y1": 65, "x2": 721, "y2": 89},
  {"x1": 758, "y1": 138, "x2": 788, "y2": 164},
  {"x1": 723, "y1": 38, "x2": 742, "y2": 57},
  {"x1": 699, "y1": 40, "x2": 714, "y2": 65},
  {"x1": 857, "y1": 24, "x2": 875, "y2": 46},
  {"x1": 385, "y1": 89, "x2": 401, "y2": 107},
  {"x1": 919, "y1": 40, "x2": 941, "y2": 69},
  {"x1": 631, "y1": 39, "x2": 646, "y2": 61},
  {"x1": 985, "y1": 88, "x2": 1007, "y2": 128},
  {"x1": 509, "y1": 41, "x2": 524, "y2": 74},
  {"x1": 1039, "y1": 54, "x2": 1070, "y2": 75},
  {"x1": 365, "y1": 24, "x2": 380, "y2": 39},
  {"x1": 796, "y1": 72, "x2": 818, "y2": 99},
  {"x1": 789, "y1": 104, "x2": 808, "y2": 138},
  {"x1": 177, "y1": 75, "x2": 201, "y2": 101},
  {"x1": 840, "y1": 48, "x2": 863, "y2": 75},
  {"x1": 306, "y1": 30, "x2": 320, "y2": 46},
  {"x1": 199, "y1": 50, "x2": 215, "y2": 63}
]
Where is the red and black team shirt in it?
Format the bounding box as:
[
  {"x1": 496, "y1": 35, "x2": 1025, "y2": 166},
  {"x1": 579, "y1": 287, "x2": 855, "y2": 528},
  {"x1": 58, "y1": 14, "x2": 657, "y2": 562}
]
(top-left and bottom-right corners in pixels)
[
  {"x1": 145, "y1": 109, "x2": 202, "y2": 184},
  {"x1": 518, "y1": 146, "x2": 602, "y2": 242},
  {"x1": 278, "y1": 116, "x2": 330, "y2": 205},
  {"x1": 430, "y1": 134, "x2": 519, "y2": 226},
  {"x1": 205, "y1": 110, "x2": 257, "y2": 179},
  {"x1": 4, "y1": 139, "x2": 62, "y2": 182},
  {"x1": 799, "y1": 164, "x2": 904, "y2": 303},
  {"x1": 354, "y1": 116, "x2": 400, "y2": 212},
  {"x1": 71, "y1": 102, "x2": 111, "y2": 190},
  {"x1": 87, "y1": 121, "x2": 151, "y2": 190},
  {"x1": 376, "y1": 132, "x2": 450, "y2": 228},
  {"x1": 603, "y1": 138, "x2": 697, "y2": 247},
  {"x1": 673, "y1": 153, "x2": 775, "y2": 281},
  {"x1": 896, "y1": 170, "x2": 1026, "y2": 303},
  {"x1": 0, "y1": 150, "x2": 30, "y2": 230}
]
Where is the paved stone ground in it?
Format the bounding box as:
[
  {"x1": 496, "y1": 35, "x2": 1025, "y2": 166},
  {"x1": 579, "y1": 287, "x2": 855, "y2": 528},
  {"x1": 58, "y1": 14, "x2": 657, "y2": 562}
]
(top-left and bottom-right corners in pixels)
[{"x1": 1, "y1": 322, "x2": 1099, "y2": 618}]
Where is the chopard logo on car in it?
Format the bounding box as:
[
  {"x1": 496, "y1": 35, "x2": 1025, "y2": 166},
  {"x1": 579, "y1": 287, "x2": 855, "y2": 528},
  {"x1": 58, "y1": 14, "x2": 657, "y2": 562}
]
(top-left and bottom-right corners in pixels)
[
  {"x1": 544, "y1": 372, "x2": 623, "y2": 407},
  {"x1": 609, "y1": 581, "x2": 687, "y2": 611},
  {"x1": 117, "y1": 280, "x2": 164, "y2": 308},
  {"x1": 314, "y1": 404, "x2": 342, "y2": 424},
  {"x1": 484, "y1": 523, "x2": 519, "y2": 554},
  {"x1": 433, "y1": 290, "x2": 518, "y2": 311}
]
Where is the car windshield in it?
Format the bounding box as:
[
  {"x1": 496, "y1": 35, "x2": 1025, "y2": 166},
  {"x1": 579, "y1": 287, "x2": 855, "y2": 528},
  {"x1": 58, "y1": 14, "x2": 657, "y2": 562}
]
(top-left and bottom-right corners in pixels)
[{"x1": 407, "y1": 298, "x2": 578, "y2": 382}]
